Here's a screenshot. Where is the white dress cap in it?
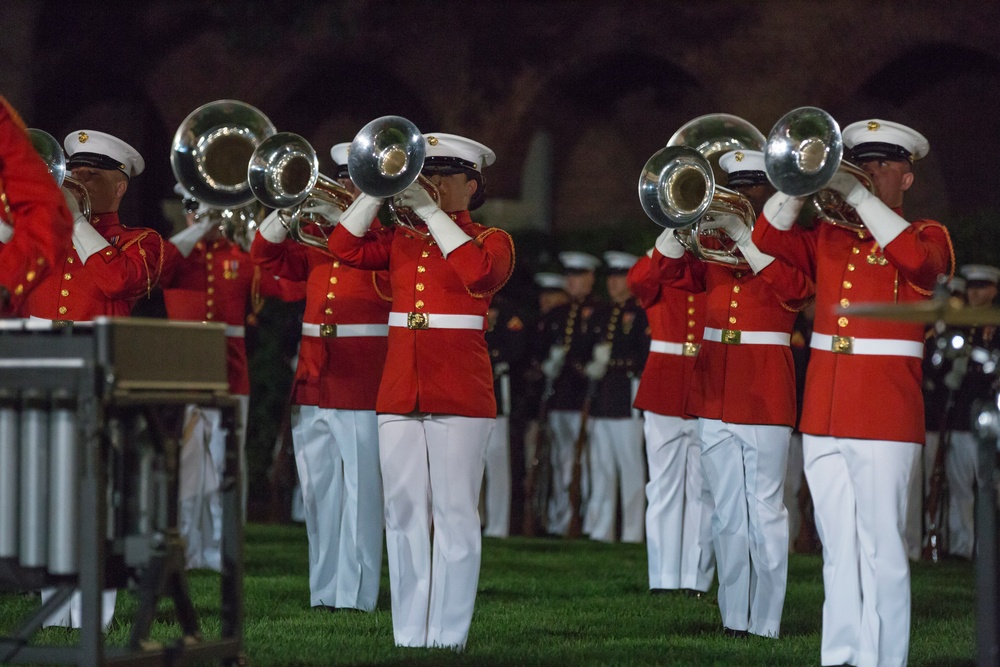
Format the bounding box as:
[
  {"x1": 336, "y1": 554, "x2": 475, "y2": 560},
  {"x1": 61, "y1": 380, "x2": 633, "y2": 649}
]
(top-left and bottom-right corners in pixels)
[
  {"x1": 64, "y1": 129, "x2": 144, "y2": 177},
  {"x1": 329, "y1": 142, "x2": 350, "y2": 166},
  {"x1": 534, "y1": 272, "x2": 568, "y2": 291},
  {"x1": 558, "y1": 251, "x2": 601, "y2": 272},
  {"x1": 959, "y1": 264, "x2": 1000, "y2": 285},
  {"x1": 424, "y1": 133, "x2": 496, "y2": 172},
  {"x1": 603, "y1": 251, "x2": 639, "y2": 272},
  {"x1": 843, "y1": 119, "x2": 929, "y2": 162}
]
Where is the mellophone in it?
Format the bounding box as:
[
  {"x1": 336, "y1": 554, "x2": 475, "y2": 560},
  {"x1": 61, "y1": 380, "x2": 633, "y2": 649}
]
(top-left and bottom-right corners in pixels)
[{"x1": 0, "y1": 317, "x2": 244, "y2": 666}]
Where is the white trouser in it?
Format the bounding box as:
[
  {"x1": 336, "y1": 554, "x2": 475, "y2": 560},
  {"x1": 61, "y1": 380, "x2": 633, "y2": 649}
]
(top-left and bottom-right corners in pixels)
[
  {"x1": 292, "y1": 405, "x2": 383, "y2": 611},
  {"x1": 946, "y1": 430, "x2": 986, "y2": 559},
  {"x1": 379, "y1": 413, "x2": 493, "y2": 650},
  {"x1": 587, "y1": 417, "x2": 646, "y2": 543},
  {"x1": 643, "y1": 412, "x2": 714, "y2": 591},
  {"x1": 41, "y1": 589, "x2": 117, "y2": 630},
  {"x1": 804, "y1": 435, "x2": 918, "y2": 667},
  {"x1": 482, "y1": 415, "x2": 512, "y2": 537},
  {"x1": 547, "y1": 410, "x2": 588, "y2": 536},
  {"x1": 904, "y1": 431, "x2": 938, "y2": 561},
  {"x1": 700, "y1": 419, "x2": 790, "y2": 638},
  {"x1": 784, "y1": 432, "x2": 804, "y2": 553}
]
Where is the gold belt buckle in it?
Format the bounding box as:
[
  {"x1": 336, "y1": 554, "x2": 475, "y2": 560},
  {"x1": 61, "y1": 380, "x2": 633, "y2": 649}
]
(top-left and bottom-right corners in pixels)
[
  {"x1": 51, "y1": 320, "x2": 72, "y2": 329},
  {"x1": 407, "y1": 312, "x2": 429, "y2": 330},
  {"x1": 682, "y1": 342, "x2": 701, "y2": 357},
  {"x1": 832, "y1": 335, "x2": 854, "y2": 354},
  {"x1": 319, "y1": 324, "x2": 337, "y2": 338},
  {"x1": 721, "y1": 329, "x2": 741, "y2": 345}
]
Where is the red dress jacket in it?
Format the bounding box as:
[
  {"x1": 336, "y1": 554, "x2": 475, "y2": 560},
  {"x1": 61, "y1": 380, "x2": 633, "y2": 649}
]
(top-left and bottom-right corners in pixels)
[
  {"x1": 327, "y1": 211, "x2": 515, "y2": 418},
  {"x1": 23, "y1": 211, "x2": 163, "y2": 321},
  {"x1": 652, "y1": 250, "x2": 813, "y2": 427},
  {"x1": 160, "y1": 237, "x2": 262, "y2": 395},
  {"x1": 628, "y1": 254, "x2": 705, "y2": 418},
  {"x1": 754, "y1": 213, "x2": 952, "y2": 443},
  {"x1": 251, "y1": 232, "x2": 391, "y2": 411},
  {"x1": 0, "y1": 98, "x2": 73, "y2": 315}
]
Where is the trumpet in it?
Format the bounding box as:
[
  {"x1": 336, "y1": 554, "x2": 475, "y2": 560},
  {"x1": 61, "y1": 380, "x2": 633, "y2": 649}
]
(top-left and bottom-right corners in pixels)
[
  {"x1": 348, "y1": 115, "x2": 439, "y2": 238},
  {"x1": 638, "y1": 114, "x2": 764, "y2": 267},
  {"x1": 27, "y1": 128, "x2": 91, "y2": 221},
  {"x1": 764, "y1": 106, "x2": 876, "y2": 231},
  {"x1": 248, "y1": 132, "x2": 354, "y2": 250}
]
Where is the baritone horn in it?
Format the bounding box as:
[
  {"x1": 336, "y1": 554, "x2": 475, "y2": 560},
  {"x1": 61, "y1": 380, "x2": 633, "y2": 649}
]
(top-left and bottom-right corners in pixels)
[
  {"x1": 247, "y1": 132, "x2": 354, "y2": 250},
  {"x1": 347, "y1": 115, "x2": 439, "y2": 238},
  {"x1": 638, "y1": 114, "x2": 763, "y2": 267},
  {"x1": 27, "y1": 128, "x2": 91, "y2": 221},
  {"x1": 764, "y1": 106, "x2": 876, "y2": 231}
]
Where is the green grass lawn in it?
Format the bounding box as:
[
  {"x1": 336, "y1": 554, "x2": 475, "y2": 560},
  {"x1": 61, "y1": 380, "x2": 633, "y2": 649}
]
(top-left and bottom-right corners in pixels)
[{"x1": 0, "y1": 523, "x2": 978, "y2": 665}]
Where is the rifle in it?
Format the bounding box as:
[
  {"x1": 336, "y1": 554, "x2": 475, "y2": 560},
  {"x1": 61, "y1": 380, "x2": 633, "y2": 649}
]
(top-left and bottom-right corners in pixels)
[
  {"x1": 522, "y1": 376, "x2": 554, "y2": 536},
  {"x1": 924, "y1": 352, "x2": 968, "y2": 561},
  {"x1": 567, "y1": 378, "x2": 599, "y2": 539}
]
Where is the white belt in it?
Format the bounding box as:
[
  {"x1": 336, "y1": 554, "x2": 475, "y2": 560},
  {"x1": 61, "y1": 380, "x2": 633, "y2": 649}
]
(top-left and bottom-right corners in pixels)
[
  {"x1": 25, "y1": 316, "x2": 93, "y2": 329},
  {"x1": 703, "y1": 327, "x2": 790, "y2": 346},
  {"x1": 649, "y1": 340, "x2": 701, "y2": 357},
  {"x1": 810, "y1": 332, "x2": 924, "y2": 358},
  {"x1": 301, "y1": 322, "x2": 389, "y2": 338},
  {"x1": 225, "y1": 325, "x2": 245, "y2": 338},
  {"x1": 388, "y1": 312, "x2": 483, "y2": 330}
]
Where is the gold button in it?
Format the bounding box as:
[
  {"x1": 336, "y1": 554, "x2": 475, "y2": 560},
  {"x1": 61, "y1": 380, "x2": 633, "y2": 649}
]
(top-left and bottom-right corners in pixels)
[
  {"x1": 325, "y1": 307, "x2": 333, "y2": 315},
  {"x1": 417, "y1": 266, "x2": 426, "y2": 273},
  {"x1": 687, "y1": 295, "x2": 694, "y2": 302},
  {"x1": 728, "y1": 316, "x2": 737, "y2": 324},
  {"x1": 105, "y1": 249, "x2": 112, "y2": 256},
  {"x1": 840, "y1": 298, "x2": 850, "y2": 308},
  {"x1": 852, "y1": 247, "x2": 860, "y2": 254},
  {"x1": 330, "y1": 276, "x2": 338, "y2": 285},
  {"x1": 58, "y1": 306, "x2": 67, "y2": 314},
  {"x1": 207, "y1": 275, "x2": 215, "y2": 282},
  {"x1": 843, "y1": 280, "x2": 852, "y2": 289},
  {"x1": 93, "y1": 216, "x2": 100, "y2": 223},
  {"x1": 687, "y1": 308, "x2": 695, "y2": 315},
  {"x1": 416, "y1": 283, "x2": 425, "y2": 291},
  {"x1": 847, "y1": 264, "x2": 855, "y2": 271},
  {"x1": 856, "y1": 231, "x2": 865, "y2": 239},
  {"x1": 207, "y1": 287, "x2": 215, "y2": 295},
  {"x1": 732, "y1": 285, "x2": 741, "y2": 293},
  {"x1": 206, "y1": 264, "x2": 213, "y2": 272},
  {"x1": 67, "y1": 257, "x2": 74, "y2": 264},
  {"x1": 415, "y1": 300, "x2": 425, "y2": 309},
  {"x1": 565, "y1": 327, "x2": 573, "y2": 335},
  {"x1": 686, "y1": 333, "x2": 695, "y2": 341},
  {"x1": 730, "y1": 300, "x2": 738, "y2": 308},
  {"x1": 733, "y1": 271, "x2": 743, "y2": 279},
  {"x1": 206, "y1": 313, "x2": 214, "y2": 320},
  {"x1": 64, "y1": 273, "x2": 72, "y2": 280},
  {"x1": 421, "y1": 251, "x2": 430, "y2": 258},
  {"x1": 838, "y1": 316, "x2": 849, "y2": 327},
  {"x1": 688, "y1": 320, "x2": 696, "y2": 327},
  {"x1": 333, "y1": 261, "x2": 340, "y2": 268},
  {"x1": 327, "y1": 292, "x2": 335, "y2": 299},
  {"x1": 205, "y1": 252, "x2": 213, "y2": 260},
  {"x1": 26, "y1": 271, "x2": 35, "y2": 281},
  {"x1": 37, "y1": 257, "x2": 45, "y2": 266},
  {"x1": 207, "y1": 299, "x2": 214, "y2": 307},
  {"x1": 61, "y1": 289, "x2": 69, "y2": 297},
  {"x1": 14, "y1": 284, "x2": 23, "y2": 295}
]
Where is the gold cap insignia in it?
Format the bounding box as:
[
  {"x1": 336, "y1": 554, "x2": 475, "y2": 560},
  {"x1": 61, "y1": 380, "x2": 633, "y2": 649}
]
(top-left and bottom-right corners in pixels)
[
  {"x1": 867, "y1": 121, "x2": 880, "y2": 132},
  {"x1": 118, "y1": 163, "x2": 126, "y2": 171},
  {"x1": 734, "y1": 151, "x2": 744, "y2": 162},
  {"x1": 78, "y1": 131, "x2": 89, "y2": 143},
  {"x1": 427, "y1": 136, "x2": 439, "y2": 146},
  {"x1": 472, "y1": 162, "x2": 478, "y2": 169}
]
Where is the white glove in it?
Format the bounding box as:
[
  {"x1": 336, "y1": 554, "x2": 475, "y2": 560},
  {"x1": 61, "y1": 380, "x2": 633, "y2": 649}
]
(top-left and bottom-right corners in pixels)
[
  {"x1": 339, "y1": 192, "x2": 383, "y2": 238},
  {"x1": 700, "y1": 213, "x2": 751, "y2": 247},
  {"x1": 169, "y1": 217, "x2": 214, "y2": 258},
  {"x1": 61, "y1": 186, "x2": 86, "y2": 224},
  {"x1": 584, "y1": 341, "x2": 612, "y2": 381},
  {"x1": 825, "y1": 171, "x2": 872, "y2": 208},
  {"x1": 738, "y1": 240, "x2": 776, "y2": 274},
  {"x1": 493, "y1": 361, "x2": 510, "y2": 378},
  {"x1": 654, "y1": 227, "x2": 685, "y2": 259},
  {"x1": 761, "y1": 192, "x2": 807, "y2": 231},
  {"x1": 540, "y1": 344, "x2": 568, "y2": 380},
  {"x1": 0, "y1": 220, "x2": 12, "y2": 244},
  {"x1": 72, "y1": 218, "x2": 111, "y2": 264},
  {"x1": 258, "y1": 208, "x2": 290, "y2": 243},
  {"x1": 398, "y1": 183, "x2": 471, "y2": 257},
  {"x1": 301, "y1": 200, "x2": 342, "y2": 225}
]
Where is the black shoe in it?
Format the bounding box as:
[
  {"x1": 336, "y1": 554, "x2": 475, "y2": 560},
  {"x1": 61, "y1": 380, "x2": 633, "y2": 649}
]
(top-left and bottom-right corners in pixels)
[
  {"x1": 313, "y1": 605, "x2": 338, "y2": 613},
  {"x1": 723, "y1": 627, "x2": 749, "y2": 638},
  {"x1": 682, "y1": 589, "x2": 705, "y2": 599}
]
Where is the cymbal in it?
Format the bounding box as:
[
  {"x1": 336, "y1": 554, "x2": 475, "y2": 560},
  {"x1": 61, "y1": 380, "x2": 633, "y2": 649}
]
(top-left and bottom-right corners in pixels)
[{"x1": 841, "y1": 300, "x2": 1000, "y2": 326}]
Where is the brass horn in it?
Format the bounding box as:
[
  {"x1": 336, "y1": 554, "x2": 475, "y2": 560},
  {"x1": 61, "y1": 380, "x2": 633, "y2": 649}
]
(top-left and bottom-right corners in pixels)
[
  {"x1": 347, "y1": 115, "x2": 439, "y2": 238},
  {"x1": 171, "y1": 99, "x2": 276, "y2": 209},
  {"x1": 764, "y1": 106, "x2": 876, "y2": 231},
  {"x1": 27, "y1": 128, "x2": 91, "y2": 221},
  {"x1": 247, "y1": 132, "x2": 354, "y2": 250}
]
